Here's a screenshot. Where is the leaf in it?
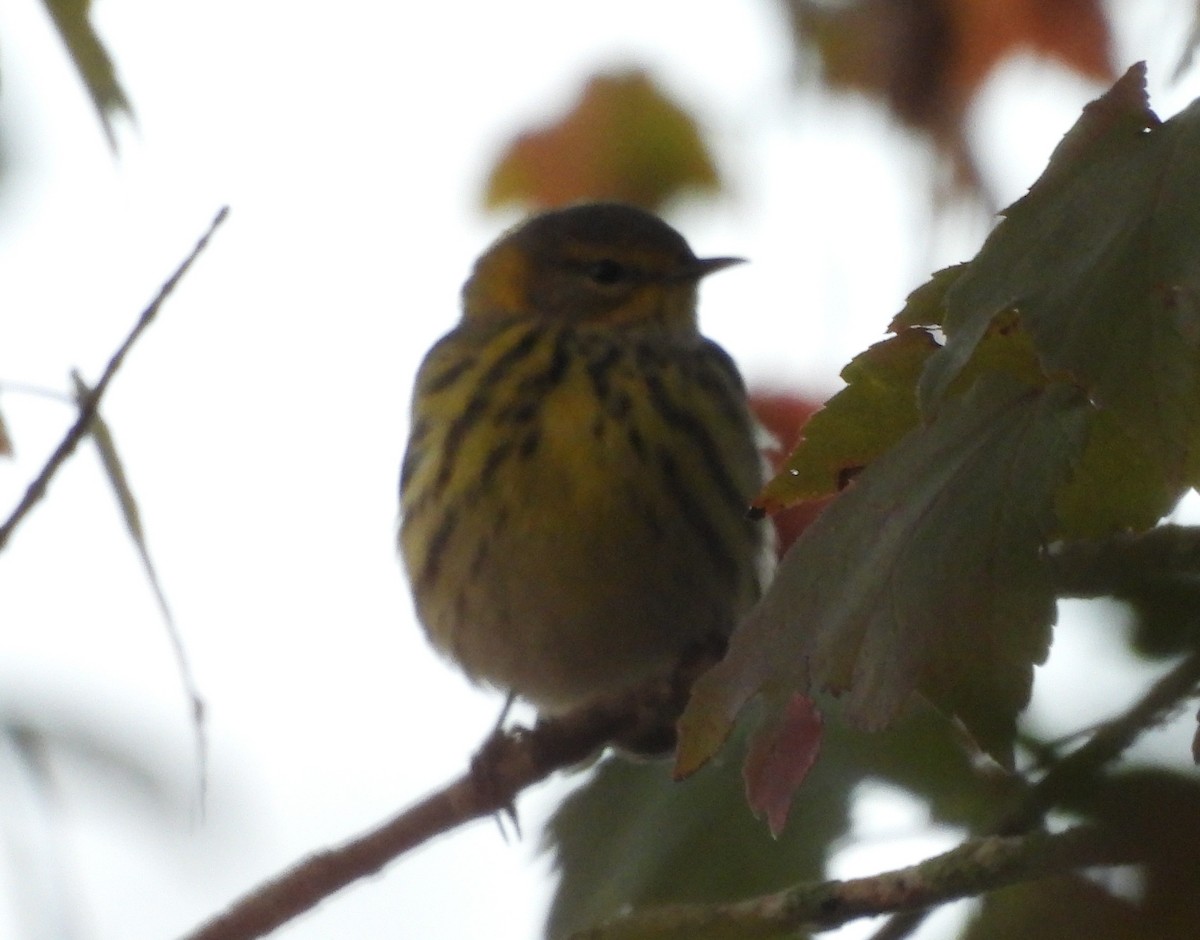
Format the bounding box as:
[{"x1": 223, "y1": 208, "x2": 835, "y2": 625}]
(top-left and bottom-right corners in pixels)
[
  {"x1": 782, "y1": 0, "x2": 1115, "y2": 188},
  {"x1": 1049, "y1": 525, "x2": 1200, "y2": 658},
  {"x1": 0, "y1": 404, "x2": 12, "y2": 457},
  {"x1": 71, "y1": 372, "x2": 207, "y2": 796},
  {"x1": 549, "y1": 702, "x2": 1018, "y2": 936},
  {"x1": 839, "y1": 697, "x2": 1023, "y2": 829},
  {"x1": 4, "y1": 713, "x2": 176, "y2": 812},
  {"x1": 752, "y1": 328, "x2": 937, "y2": 514},
  {"x1": 42, "y1": 0, "x2": 133, "y2": 150},
  {"x1": 748, "y1": 391, "x2": 829, "y2": 553},
  {"x1": 963, "y1": 875, "x2": 1149, "y2": 940},
  {"x1": 483, "y1": 69, "x2": 722, "y2": 212},
  {"x1": 748, "y1": 391, "x2": 823, "y2": 468},
  {"x1": 888, "y1": 263, "x2": 967, "y2": 331},
  {"x1": 1054, "y1": 408, "x2": 1181, "y2": 539},
  {"x1": 544, "y1": 727, "x2": 850, "y2": 940},
  {"x1": 1073, "y1": 770, "x2": 1200, "y2": 936},
  {"x1": 922, "y1": 63, "x2": 1200, "y2": 497},
  {"x1": 72, "y1": 371, "x2": 145, "y2": 544},
  {"x1": 754, "y1": 268, "x2": 1039, "y2": 519},
  {"x1": 742, "y1": 694, "x2": 823, "y2": 837},
  {"x1": 679, "y1": 374, "x2": 1091, "y2": 775}
]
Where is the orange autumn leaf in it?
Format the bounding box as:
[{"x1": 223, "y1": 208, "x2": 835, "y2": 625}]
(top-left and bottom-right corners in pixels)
[
  {"x1": 950, "y1": 0, "x2": 1113, "y2": 100},
  {"x1": 783, "y1": 0, "x2": 1116, "y2": 187},
  {"x1": 483, "y1": 69, "x2": 722, "y2": 212}
]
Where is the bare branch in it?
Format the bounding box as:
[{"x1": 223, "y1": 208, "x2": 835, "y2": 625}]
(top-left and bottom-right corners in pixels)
[{"x1": 0, "y1": 207, "x2": 230, "y2": 552}]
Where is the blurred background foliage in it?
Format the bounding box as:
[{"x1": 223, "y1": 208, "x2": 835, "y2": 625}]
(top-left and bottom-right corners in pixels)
[{"x1": 4, "y1": 2, "x2": 1200, "y2": 939}]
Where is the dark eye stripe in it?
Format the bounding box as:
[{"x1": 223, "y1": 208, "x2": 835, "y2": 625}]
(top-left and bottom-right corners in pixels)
[{"x1": 588, "y1": 259, "x2": 628, "y2": 284}]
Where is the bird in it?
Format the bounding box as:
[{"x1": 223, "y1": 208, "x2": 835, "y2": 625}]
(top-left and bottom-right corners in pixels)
[{"x1": 398, "y1": 202, "x2": 768, "y2": 750}]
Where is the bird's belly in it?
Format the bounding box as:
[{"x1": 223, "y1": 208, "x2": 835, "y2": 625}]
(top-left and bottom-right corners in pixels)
[{"x1": 424, "y1": 397, "x2": 737, "y2": 709}]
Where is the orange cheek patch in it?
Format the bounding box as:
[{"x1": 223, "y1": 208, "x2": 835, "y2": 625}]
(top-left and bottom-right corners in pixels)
[{"x1": 478, "y1": 245, "x2": 529, "y2": 316}]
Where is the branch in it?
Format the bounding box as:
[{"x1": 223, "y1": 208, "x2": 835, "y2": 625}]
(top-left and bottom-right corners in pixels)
[
  {"x1": 178, "y1": 646, "x2": 721, "y2": 940},
  {"x1": 999, "y1": 646, "x2": 1200, "y2": 832},
  {"x1": 0, "y1": 207, "x2": 229, "y2": 552},
  {"x1": 864, "y1": 644, "x2": 1200, "y2": 940},
  {"x1": 571, "y1": 825, "x2": 1128, "y2": 940},
  {"x1": 1049, "y1": 524, "x2": 1200, "y2": 598}
]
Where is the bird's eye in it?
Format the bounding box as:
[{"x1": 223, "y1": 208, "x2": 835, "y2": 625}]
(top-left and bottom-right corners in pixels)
[{"x1": 586, "y1": 259, "x2": 628, "y2": 285}]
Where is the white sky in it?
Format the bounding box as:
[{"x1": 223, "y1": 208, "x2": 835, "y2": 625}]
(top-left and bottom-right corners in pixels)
[{"x1": 0, "y1": 1, "x2": 1198, "y2": 939}]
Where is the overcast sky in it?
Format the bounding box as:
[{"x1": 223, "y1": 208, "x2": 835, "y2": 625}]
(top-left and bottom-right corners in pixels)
[{"x1": 0, "y1": 2, "x2": 1197, "y2": 939}]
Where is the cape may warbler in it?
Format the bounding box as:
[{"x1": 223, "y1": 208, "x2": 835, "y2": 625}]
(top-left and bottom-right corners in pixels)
[{"x1": 399, "y1": 203, "x2": 767, "y2": 737}]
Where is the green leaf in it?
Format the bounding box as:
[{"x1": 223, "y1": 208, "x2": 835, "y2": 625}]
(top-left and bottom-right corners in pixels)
[
  {"x1": 754, "y1": 328, "x2": 937, "y2": 513},
  {"x1": 963, "y1": 876, "x2": 1149, "y2": 940},
  {"x1": 0, "y1": 403, "x2": 12, "y2": 457},
  {"x1": 756, "y1": 271, "x2": 1043, "y2": 516},
  {"x1": 681, "y1": 375, "x2": 1091, "y2": 771},
  {"x1": 1071, "y1": 770, "x2": 1200, "y2": 936},
  {"x1": 550, "y1": 702, "x2": 1018, "y2": 937},
  {"x1": 849, "y1": 701, "x2": 1024, "y2": 829},
  {"x1": 887, "y1": 263, "x2": 967, "y2": 331},
  {"x1": 72, "y1": 371, "x2": 145, "y2": 544},
  {"x1": 42, "y1": 0, "x2": 133, "y2": 149},
  {"x1": 545, "y1": 730, "x2": 849, "y2": 940},
  {"x1": 921, "y1": 63, "x2": 1200, "y2": 490},
  {"x1": 1055, "y1": 408, "x2": 1181, "y2": 539}
]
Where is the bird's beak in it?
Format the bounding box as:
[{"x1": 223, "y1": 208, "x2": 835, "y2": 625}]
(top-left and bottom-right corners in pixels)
[{"x1": 688, "y1": 256, "x2": 747, "y2": 280}]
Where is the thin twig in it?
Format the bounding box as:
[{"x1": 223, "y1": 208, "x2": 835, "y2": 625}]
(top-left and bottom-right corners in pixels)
[
  {"x1": 999, "y1": 647, "x2": 1200, "y2": 833},
  {"x1": 865, "y1": 642, "x2": 1200, "y2": 940},
  {"x1": 0, "y1": 206, "x2": 229, "y2": 552},
  {"x1": 573, "y1": 825, "x2": 1128, "y2": 940}
]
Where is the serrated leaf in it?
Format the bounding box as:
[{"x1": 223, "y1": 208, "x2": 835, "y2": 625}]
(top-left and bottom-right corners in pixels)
[
  {"x1": 680, "y1": 375, "x2": 1091, "y2": 773},
  {"x1": 921, "y1": 63, "x2": 1200, "y2": 489},
  {"x1": 42, "y1": 0, "x2": 133, "y2": 150},
  {"x1": 753, "y1": 328, "x2": 937, "y2": 514},
  {"x1": 483, "y1": 69, "x2": 721, "y2": 212},
  {"x1": 756, "y1": 280, "x2": 1049, "y2": 518},
  {"x1": 742, "y1": 694, "x2": 823, "y2": 837},
  {"x1": 748, "y1": 391, "x2": 829, "y2": 552},
  {"x1": 887, "y1": 263, "x2": 967, "y2": 331}
]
